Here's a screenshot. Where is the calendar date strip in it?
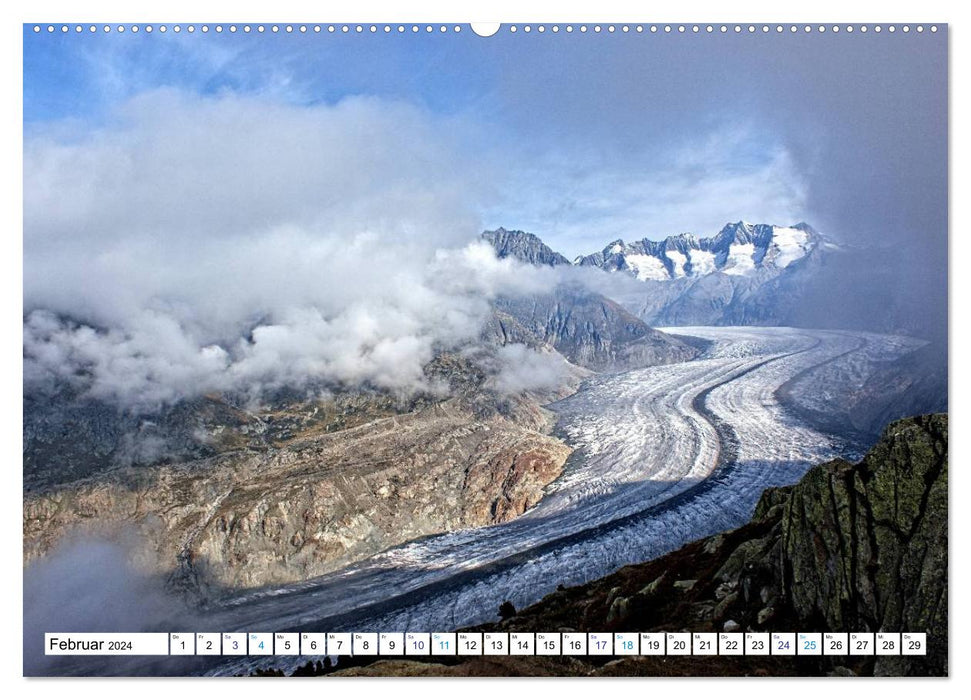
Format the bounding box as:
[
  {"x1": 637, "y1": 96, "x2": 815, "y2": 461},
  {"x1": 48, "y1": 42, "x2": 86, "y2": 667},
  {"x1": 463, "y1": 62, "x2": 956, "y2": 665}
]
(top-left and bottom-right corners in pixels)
[{"x1": 45, "y1": 631, "x2": 927, "y2": 657}]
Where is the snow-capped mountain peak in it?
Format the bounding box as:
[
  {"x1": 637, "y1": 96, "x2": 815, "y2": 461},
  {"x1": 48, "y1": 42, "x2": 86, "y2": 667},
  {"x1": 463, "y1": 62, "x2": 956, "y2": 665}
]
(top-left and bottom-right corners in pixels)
[
  {"x1": 573, "y1": 221, "x2": 825, "y2": 281},
  {"x1": 482, "y1": 221, "x2": 832, "y2": 284}
]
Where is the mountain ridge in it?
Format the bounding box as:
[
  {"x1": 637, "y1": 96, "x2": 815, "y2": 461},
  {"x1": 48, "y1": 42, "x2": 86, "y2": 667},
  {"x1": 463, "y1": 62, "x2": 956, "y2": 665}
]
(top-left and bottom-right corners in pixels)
[
  {"x1": 483, "y1": 221, "x2": 830, "y2": 281},
  {"x1": 482, "y1": 227, "x2": 572, "y2": 267},
  {"x1": 480, "y1": 222, "x2": 850, "y2": 329}
]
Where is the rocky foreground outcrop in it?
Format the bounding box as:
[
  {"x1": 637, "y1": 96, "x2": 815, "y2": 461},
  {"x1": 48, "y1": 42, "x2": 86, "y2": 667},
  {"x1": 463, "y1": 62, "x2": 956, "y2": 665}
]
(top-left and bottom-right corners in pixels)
[
  {"x1": 781, "y1": 413, "x2": 947, "y2": 656},
  {"x1": 318, "y1": 414, "x2": 947, "y2": 677}
]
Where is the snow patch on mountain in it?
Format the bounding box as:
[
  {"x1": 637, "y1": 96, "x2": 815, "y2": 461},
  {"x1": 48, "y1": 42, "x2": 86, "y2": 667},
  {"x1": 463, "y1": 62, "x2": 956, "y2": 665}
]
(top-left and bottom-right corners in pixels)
[
  {"x1": 723, "y1": 242, "x2": 757, "y2": 275},
  {"x1": 625, "y1": 253, "x2": 670, "y2": 281},
  {"x1": 766, "y1": 226, "x2": 813, "y2": 268},
  {"x1": 666, "y1": 249, "x2": 687, "y2": 277},
  {"x1": 688, "y1": 249, "x2": 717, "y2": 275}
]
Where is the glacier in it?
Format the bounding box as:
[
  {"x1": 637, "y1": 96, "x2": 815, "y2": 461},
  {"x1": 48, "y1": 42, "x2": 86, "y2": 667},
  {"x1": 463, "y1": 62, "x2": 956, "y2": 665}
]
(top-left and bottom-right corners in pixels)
[{"x1": 41, "y1": 326, "x2": 920, "y2": 676}]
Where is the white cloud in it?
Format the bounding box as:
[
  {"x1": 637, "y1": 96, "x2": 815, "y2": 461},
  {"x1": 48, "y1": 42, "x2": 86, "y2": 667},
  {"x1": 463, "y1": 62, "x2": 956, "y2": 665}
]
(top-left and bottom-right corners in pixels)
[
  {"x1": 23, "y1": 90, "x2": 555, "y2": 408},
  {"x1": 24, "y1": 538, "x2": 190, "y2": 674},
  {"x1": 486, "y1": 343, "x2": 573, "y2": 396}
]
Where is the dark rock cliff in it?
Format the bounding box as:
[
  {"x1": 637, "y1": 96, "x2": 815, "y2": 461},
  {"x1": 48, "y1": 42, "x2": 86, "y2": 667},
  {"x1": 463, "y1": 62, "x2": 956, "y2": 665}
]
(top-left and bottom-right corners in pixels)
[{"x1": 779, "y1": 413, "x2": 947, "y2": 675}]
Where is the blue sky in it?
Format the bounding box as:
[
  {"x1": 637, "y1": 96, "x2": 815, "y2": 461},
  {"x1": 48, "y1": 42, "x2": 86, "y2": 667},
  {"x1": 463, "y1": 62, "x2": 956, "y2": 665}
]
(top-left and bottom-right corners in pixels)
[{"x1": 24, "y1": 24, "x2": 947, "y2": 259}]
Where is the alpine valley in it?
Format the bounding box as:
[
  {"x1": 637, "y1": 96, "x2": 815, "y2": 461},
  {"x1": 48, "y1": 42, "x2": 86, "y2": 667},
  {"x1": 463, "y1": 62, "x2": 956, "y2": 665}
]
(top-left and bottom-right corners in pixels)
[{"x1": 24, "y1": 221, "x2": 947, "y2": 677}]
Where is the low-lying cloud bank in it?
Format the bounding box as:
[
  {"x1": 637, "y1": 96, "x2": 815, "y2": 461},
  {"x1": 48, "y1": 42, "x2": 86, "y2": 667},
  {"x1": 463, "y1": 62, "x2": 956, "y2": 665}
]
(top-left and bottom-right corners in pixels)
[
  {"x1": 23, "y1": 243, "x2": 556, "y2": 407},
  {"x1": 23, "y1": 538, "x2": 191, "y2": 674},
  {"x1": 24, "y1": 90, "x2": 562, "y2": 408}
]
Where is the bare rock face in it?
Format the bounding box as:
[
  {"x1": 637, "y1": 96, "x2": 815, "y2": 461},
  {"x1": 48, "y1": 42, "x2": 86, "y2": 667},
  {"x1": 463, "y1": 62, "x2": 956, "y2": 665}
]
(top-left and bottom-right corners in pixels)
[
  {"x1": 780, "y1": 413, "x2": 947, "y2": 675},
  {"x1": 23, "y1": 399, "x2": 571, "y2": 595},
  {"x1": 463, "y1": 446, "x2": 565, "y2": 524},
  {"x1": 482, "y1": 228, "x2": 571, "y2": 267}
]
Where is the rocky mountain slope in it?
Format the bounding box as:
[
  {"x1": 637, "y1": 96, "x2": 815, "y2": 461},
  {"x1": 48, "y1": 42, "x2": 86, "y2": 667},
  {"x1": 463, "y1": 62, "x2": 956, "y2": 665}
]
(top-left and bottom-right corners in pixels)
[
  {"x1": 779, "y1": 339, "x2": 947, "y2": 443},
  {"x1": 493, "y1": 287, "x2": 698, "y2": 372},
  {"x1": 23, "y1": 353, "x2": 581, "y2": 596},
  {"x1": 316, "y1": 414, "x2": 947, "y2": 677},
  {"x1": 477, "y1": 229, "x2": 700, "y2": 372},
  {"x1": 482, "y1": 228, "x2": 571, "y2": 267}
]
